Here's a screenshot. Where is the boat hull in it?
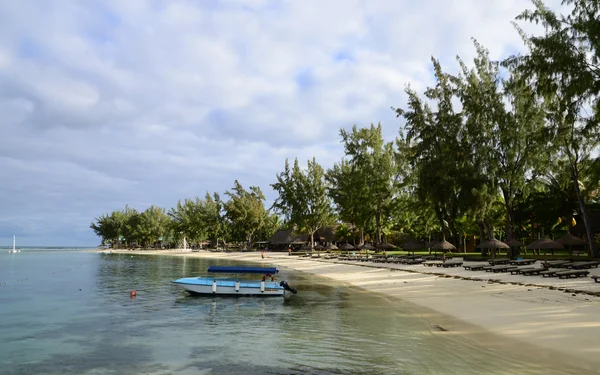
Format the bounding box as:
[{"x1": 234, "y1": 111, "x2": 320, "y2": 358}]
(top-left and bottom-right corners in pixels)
[{"x1": 172, "y1": 277, "x2": 285, "y2": 296}]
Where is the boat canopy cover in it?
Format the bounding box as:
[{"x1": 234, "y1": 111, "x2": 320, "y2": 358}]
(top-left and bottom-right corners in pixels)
[{"x1": 207, "y1": 266, "x2": 279, "y2": 274}]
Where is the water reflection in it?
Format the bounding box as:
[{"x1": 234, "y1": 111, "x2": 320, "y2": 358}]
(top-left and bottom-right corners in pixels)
[{"x1": 1, "y1": 252, "x2": 597, "y2": 375}]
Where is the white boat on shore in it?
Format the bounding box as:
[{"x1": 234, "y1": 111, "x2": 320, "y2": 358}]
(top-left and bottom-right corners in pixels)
[
  {"x1": 172, "y1": 265, "x2": 297, "y2": 296},
  {"x1": 8, "y1": 235, "x2": 19, "y2": 253}
]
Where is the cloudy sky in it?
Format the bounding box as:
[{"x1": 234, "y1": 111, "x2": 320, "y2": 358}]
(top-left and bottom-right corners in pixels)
[{"x1": 0, "y1": 0, "x2": 562, "y2": 246}]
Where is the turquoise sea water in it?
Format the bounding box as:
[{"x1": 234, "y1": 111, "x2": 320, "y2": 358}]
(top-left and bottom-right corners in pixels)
[{"x1": 0, "y1": 249, "x2": 596, "y2": 375}]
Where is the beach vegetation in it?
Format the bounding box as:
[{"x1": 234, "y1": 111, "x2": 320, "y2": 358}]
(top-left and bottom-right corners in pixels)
[{"x1": 91, "y1": 0, "x2": 600, "y2": 257}]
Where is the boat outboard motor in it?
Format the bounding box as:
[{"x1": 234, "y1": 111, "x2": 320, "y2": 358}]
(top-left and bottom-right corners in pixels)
[{"x1": 279, "y1": 280, "x2": 297, "y2": 294}]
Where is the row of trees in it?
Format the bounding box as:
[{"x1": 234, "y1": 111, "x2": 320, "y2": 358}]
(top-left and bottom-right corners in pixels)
[
  {"x1": 91, "y1": 0, "x2": 600, "y2": 256},
  {"x1": 90, "y1": 182, "x2": 279, "y2": 250}
]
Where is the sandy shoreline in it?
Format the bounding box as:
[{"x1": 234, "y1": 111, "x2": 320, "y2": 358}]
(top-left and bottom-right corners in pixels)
[{"x1": 104, "y1": 249, "x2": 600, "y2": 373}]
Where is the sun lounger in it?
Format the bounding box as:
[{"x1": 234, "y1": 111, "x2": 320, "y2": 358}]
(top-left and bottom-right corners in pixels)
[
  {"x1": 555, "y1": 270, "x2": 590, "y2": 279},
  {"x1": 543, "y1": 260, "x2": 571, "y2": 268},
  {"x1": 485, "y1": 264, "x2": 513, "y2": 273},
  {"x1": 567, "y1": 261, "x2": 600, "y2": 269},
  {"x1": 509, "y1": 266, "x2": 535, "y2": 275},
  {"x1": 403, "y1": 259, "x2": 424, "y2": 265},
  {"x1": 508, "y1": 259, "x2": 537, "y2": 266},
  {"x1": 488, "y1": 258, "x2": 510, "y2": 265},
  {"x1": 423, "y1": 261, "x2": 443, "y2": 267},
  {"x1": 463, "y1": 263, "x2": 488, "y2": 271},
  {"x1": 544, "y1": 260, "x2": 569, "y2": 266},
  {"x1": 591, "y1": 275, "x2": 599, "y2": 283},
  {"x1": 440, "y1": 261, "x2": 463, "y2": 268},
  {"x1": 540, "y1": 269, "x2": 568, "y2": 277},
  {"x1": 520, "y1": 268, "x2": 545, "y2": 276}
]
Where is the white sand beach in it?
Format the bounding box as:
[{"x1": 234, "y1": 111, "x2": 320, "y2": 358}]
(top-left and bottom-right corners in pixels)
[{"x1": 109, "y1": 249, "x2": 600, "y2": 372}]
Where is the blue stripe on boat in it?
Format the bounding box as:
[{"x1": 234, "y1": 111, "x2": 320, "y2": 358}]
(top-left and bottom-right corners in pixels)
[{"x1": 206, "y1": 266, "x2": 278, "y2": 274}]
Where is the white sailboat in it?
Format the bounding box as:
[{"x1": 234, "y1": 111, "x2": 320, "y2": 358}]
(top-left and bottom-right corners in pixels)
[{"x1": 8, "y1": 235, "x2": 19, "y2": 253}]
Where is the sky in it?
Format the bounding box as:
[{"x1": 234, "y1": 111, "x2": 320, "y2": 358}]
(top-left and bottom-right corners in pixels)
[{"x1": 0, "y1": 0, "x2": 564, "y2": 247}]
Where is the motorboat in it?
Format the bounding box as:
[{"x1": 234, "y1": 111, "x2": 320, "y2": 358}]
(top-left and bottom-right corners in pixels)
[{"x1": 172, "y1": 265, "x2": 297, "y2": 296}]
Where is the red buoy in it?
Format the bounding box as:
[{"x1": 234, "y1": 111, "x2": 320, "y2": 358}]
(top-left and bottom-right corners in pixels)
[{"x1": 130, "y1": 290, "x2": 137, "y2": 298}]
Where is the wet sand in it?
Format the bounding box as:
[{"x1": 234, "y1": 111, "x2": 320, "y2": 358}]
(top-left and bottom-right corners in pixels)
[{"x1": 107, "y1": 249, "x2": 600, "y2": 373}]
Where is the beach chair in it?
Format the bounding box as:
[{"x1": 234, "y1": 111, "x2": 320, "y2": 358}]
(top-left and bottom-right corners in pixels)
[
  {"x1": 540, "y1": 269, "x2": 567, "y2": 277},
  {"x1": 463, "y1": 263, "x2": 488, "y2": 271},
  {"x1": 555, "y1": 270, "x2": 590, "y2": 279},
  {"x1": 509, "y1": 266, "x2": 535, "y2": 275},
  {"x1": 508, "y1": 259, "x2": 537, "y2": 266},
  {"x1": 485, "y1": 264, "x2": 513, "y2": 273},
  {"x1": 543, "y1": 260, "x2": 571, "y2": 268},
  {"x1": 488, "y1": 258, "x2": 510, "y2": 265},
  {"x1": 520, "y1": 268, "x2": 545, "y2": 276},
  {"x1": 568, "y1": 261, "x2": 600, "y2": 269},
  {"x1": 403, "y1": 258, "x2": 425, "y2": 265},
  {"x1": 441, "y1": 260, "x2": 463, "y2": 268}
]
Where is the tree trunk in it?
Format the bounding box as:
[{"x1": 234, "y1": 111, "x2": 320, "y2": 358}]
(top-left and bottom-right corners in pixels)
[
  {"x1": 503, "y1": 190, "x2": 513, "y2": 241},
  {"x1": 428, "y1": 233, "x2": 432, "y2": 255},
  {"x1": 449, "y1": 220, "x2": 458, "y2": 248},
  {"x1": 485, "y1": 217, "x2": 498, "y2": 260},
  {"x1": 247, "y1": 234, "x2": 252, "y2": 251},
  {"x1": 438, "y1": 210, "x2": 446, "y2": 241},
  {"x1": 572, "y1": 166, "x2": 598, "y2": 257},
  {"x1": 310, "y1": 231, "x2": 317, "y2": 256},
  {"x1": 478, "y1": 221, "x2": 487, "y2": 256},
  {"x1": 376, "y1": 208, "x2": 382, "y2": 244}
]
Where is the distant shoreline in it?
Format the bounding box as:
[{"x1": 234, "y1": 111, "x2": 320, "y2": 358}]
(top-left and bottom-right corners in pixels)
[{"x1": 105, "y1": 249, "x2": 600, "y2": 373}]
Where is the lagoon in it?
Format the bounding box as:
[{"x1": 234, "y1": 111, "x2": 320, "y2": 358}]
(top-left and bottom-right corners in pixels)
[{"x1": 0, "y1": 250, "x2": 594, "y2": 374}]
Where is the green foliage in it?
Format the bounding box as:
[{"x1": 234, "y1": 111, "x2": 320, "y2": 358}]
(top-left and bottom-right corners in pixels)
[
  {"x1": 326, "y1": 158, "x2": 371, "y2": 237},
  {"x1": 224, "y1": 180, "x2": 270, "y2": 250},
  {"x1": 91, "y1": 0, "x2": 600, "y2": 254},
  {"x1": 505, "y1": 0, "x2": 600, "y2": 256},
  {"x1": 271, "y1": 158, "x2": 333, "y2": 248},
  {"x1": 337, "y1": 124, "x2": 403, "y2": 243},
  {"x1": 396, "y1": 59, "x2": 467, "y2": 242},
  {"x1": 168, "y1": 198, "x2": 208, "y2": 245}
]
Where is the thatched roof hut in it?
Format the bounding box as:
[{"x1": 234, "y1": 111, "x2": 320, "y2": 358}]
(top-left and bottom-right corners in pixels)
[
  {"x1": 315, "y1": 226, "x2": 337, "y2": 242},
  {"x1": 269, "y1": 229, "x2": 295, "y2": 245}
]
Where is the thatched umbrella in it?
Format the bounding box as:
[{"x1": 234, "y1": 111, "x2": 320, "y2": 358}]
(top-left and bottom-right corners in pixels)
[
  {"x1": 339, "y1": 243, "x2": 355, "y2": 254},
  {"x1": 376, "y1": 242, "x2": 395, "y2": 257},
  {"x1": 402, "y1": 240, "x2": 426, "y2": 255},
  {"x1": 477, "y1": 238, "x2": 510, "y2": 260},
  {"x1": 526, "y1": 237, "x2": 564, "y2": 251},
  {"x1": 526, "y1": 237, "x2": 564, "y2": 261},
  {"x1": 506, "y1": 238, "x2": 524, "y2": 247},
  {"x1": 431, "y1": 240, "x2": 456, "y2": 258},
  {"x1": 425, "y1": 240, "x2": 438, "y2": 251},
  {"x1": 556, "y1": 233, "x2": 586, "y2": 246},
  {"x1": 325, "y1": 243, "x2": 338, "y2": 250},
  {"x1": 356, "y1": 243, "x2": 374, "y2": 258},
  {"x1": 556, "y1": 233, "x2": 586, "y2": 256},
  {"x1": 505, "y1": 238, "x2": 525, "y2": 259}
]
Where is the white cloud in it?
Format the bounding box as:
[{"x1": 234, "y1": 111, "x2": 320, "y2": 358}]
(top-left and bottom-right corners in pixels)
[{"x1": 0, "y1": 0, "x2": 565, "y2": 245}]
